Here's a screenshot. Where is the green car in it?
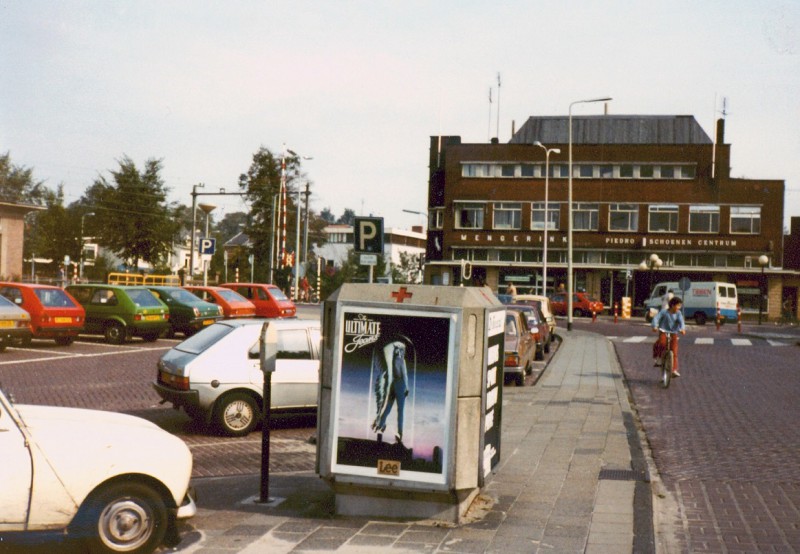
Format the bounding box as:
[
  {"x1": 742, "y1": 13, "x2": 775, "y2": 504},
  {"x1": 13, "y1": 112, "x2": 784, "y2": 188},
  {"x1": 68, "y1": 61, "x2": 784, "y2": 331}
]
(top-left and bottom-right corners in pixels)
[
  {"x1": 148, "y1": 286, "x2": 223, "y2": 338},
  {"x1": 66, "y1": 284, "x2": 170, "y2": 344}
]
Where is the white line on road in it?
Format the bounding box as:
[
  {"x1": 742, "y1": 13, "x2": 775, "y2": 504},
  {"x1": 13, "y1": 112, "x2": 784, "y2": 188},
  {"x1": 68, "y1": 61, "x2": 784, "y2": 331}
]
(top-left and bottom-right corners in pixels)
[
  {"x1": 0, "y1": 346, "x2": 173, "y2": 366},
  {"x1": 694, "y1": 338, "x2": 714, "y2": 345},
  {"x1": 731, "y1": 338, "x2": 752, "y2": 346},
  {"x1": 623, "y1": 336, "x2": 649, "y2": 343}
]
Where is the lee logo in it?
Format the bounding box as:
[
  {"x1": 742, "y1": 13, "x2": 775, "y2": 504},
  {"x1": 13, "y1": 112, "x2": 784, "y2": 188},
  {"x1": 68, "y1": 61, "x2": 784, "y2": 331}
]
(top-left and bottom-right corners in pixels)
[{"x1": 377, "y1": 459, "x2": 401, "y2": 476}]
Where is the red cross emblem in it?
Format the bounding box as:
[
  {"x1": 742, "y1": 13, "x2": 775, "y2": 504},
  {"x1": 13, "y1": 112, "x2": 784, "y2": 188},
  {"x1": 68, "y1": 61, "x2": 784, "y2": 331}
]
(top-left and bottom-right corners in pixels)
[{"x1": 391, "y1": 287, "x2": 413, "y2": 303}]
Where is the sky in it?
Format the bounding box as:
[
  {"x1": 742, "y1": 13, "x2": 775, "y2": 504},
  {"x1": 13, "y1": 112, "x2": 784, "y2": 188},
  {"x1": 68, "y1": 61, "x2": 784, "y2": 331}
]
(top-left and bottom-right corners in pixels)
[{"x1": 1, "y1": 1, "x2": 799, "y2": 233}]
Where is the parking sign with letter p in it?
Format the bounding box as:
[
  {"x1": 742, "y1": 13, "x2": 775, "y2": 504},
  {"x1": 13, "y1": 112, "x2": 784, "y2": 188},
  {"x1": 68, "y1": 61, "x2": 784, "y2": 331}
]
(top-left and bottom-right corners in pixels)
[{"x1": 354, "y1": 217, "x2": 384, "y2": 254}]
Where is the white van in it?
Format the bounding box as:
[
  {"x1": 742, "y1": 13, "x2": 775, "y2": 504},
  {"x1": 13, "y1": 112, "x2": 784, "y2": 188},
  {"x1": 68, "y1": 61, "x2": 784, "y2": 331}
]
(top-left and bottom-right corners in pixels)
[
  {"x1": 645, "y1": 281, "x2": 738, "y2": 325},
  {"x1": 153, "y1": 318, "x2": 320, "y2": 436}
]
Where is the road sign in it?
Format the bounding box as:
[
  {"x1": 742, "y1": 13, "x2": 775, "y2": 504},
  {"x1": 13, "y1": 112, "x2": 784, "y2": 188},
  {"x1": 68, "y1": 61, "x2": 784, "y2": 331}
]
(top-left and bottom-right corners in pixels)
[
  {"x1": 678, "y1": 276, "x2": 691, "y2": 292},
  {"x1": 199, "y1": 238, "x2": 216, "y2": 255},
  {"x1": 360, "y1": 254, "x2": 377, "y2": 266},
  {"x1": 354, "y1": 217, "x2": 384, "y2": 254}
]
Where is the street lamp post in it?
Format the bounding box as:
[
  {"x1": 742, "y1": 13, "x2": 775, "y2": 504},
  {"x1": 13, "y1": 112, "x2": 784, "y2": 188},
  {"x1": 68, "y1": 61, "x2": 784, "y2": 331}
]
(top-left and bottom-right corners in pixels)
[
  {"x1": 534, "y1": 141, "x2": 560, "y2": 296},
  {"x1": 758, "y1": 254, "x2": 769, "y2": 325},
  {"x1": 79, "y1": 212, "x2": 95, "y2": 281},
  {"x1": 199, "y1": 203, "x2": 216, "y2": 286},
  {"x1": 568, "y1": 97, "x2": 612, "y2": 331},
  {"x1": 638, "y1": 253, "x2": 663, "y2": 301}
]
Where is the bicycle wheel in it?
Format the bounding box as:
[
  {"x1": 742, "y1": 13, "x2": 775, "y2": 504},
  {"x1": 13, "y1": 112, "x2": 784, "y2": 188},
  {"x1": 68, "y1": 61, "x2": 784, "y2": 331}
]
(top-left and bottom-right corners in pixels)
[{"x1": 661, "y1": 351, "x2": 673, "y2": 389}]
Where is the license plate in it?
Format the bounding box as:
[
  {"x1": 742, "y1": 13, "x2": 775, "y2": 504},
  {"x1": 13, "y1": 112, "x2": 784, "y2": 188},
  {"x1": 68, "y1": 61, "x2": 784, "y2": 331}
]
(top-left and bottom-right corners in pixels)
[
  {"x1": 54, "y1": 317, "x2": 72, "y2": 324},
  {"x1": 144, "y1": 315, "x2": 163, "y2": 321},
  {"x1": 202, "y1": 319, "x2": 214, "y2": 326},
  {"x1": 0, "y1": 320, "x2": 13, "y2": 328}
]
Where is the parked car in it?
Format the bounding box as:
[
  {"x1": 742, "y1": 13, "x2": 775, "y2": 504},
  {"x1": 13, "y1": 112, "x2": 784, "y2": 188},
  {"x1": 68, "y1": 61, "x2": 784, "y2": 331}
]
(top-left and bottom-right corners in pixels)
[
  {"x1": 508, "y1": 304, "x2": 551, "y2": 360},
  {"x1": 0, "y1": 386, "x2": 195, "y2": 553},
  {"x1": 0, "y1": 294, "x2": 32, "y2": 351},
  {"x1": 503, "y1": 309, "x2": 535, "y2": 386},
  {"x1": 147, "y1": 286, "x2": 223, "y2": 338},
  {"x1": 153, "y1": 318, "x2": 320, "y2": 436},
  {"x1": 0, "y1": 282, "x2": 84, "y2": 346},
  {"x1": 514, "y1": 294, "x2": 557, "y2": 335},
  {"x1": 183, "y1": 285, "x2": 256, "y2": 319},
  {"x1": 66, "y1": 284, "x2": 170, "y2": 344},
  {"x1": 549, "y1": 292, "x2": 604, "y2": 318},
  {"x1": 219, "y1": 283, "x2": 296, "y2": 318}
]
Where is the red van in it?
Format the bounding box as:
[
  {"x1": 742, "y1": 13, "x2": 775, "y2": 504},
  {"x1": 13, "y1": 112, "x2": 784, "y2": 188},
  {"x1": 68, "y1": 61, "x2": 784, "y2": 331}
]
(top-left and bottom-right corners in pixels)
[
  {"x1": 0, "y1": 283, "x2": 85, "y2": 345},
  {"x1": 219, "y1": 283, "x2": 296, "y2": 318}
]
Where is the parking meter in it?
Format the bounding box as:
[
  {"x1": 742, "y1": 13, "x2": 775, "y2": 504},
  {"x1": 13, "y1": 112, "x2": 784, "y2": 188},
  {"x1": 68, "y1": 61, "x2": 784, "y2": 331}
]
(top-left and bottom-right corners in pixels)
[
  {"x1": 259, "y1": 321, "x2": 277, "y2": 373},
  {"x1": 258, "y1": 321, "x2": 277, "y2": 502}
]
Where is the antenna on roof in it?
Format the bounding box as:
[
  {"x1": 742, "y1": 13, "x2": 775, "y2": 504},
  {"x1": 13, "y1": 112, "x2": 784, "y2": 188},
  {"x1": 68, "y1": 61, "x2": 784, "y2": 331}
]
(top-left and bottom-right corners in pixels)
[
  {"x1": 496, "y1": 73, "x2": 502, "y2": 141},
  {"x1": 488, "y1": 87, "x2": 493, "y2": 142},
  {"x1": 720, "y1": 97, "x2": 730, "y2": 119}
]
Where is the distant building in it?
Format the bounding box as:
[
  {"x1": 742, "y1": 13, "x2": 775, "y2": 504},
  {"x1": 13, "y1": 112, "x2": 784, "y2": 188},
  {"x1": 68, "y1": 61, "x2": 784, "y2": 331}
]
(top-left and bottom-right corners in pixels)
[
  {"x1": 4, "y1": 201, "x2": 45, "y2": 280},
  {"x1": 424, "y1": 114, "x2": 799, "y2": 321}
]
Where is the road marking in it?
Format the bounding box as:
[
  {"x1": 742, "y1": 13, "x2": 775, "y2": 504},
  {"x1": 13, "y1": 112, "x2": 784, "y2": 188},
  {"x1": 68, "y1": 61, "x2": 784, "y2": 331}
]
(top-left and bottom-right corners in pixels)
[
  {"x1": 731, "y1": 338, "x2": 752, "y2": 346},
  {"x1": 695, "y1": 338, "x2": 714, "y2": 345},
  {"x1": 0, "y1": 346, "x2": 173, "y2": 366},
  {"x1": 623, "y1": 336, "x2": 649, "y2": 343},
  {"x1": 767, "y1": 340, "x2": 790, "y2": 347}
]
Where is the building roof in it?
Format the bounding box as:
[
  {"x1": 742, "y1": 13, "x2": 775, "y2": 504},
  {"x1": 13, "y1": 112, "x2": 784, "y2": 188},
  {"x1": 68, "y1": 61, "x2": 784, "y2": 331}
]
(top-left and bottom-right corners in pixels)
[{"x1": 510, "y1": 115, "x2": 713, "y2": 146}]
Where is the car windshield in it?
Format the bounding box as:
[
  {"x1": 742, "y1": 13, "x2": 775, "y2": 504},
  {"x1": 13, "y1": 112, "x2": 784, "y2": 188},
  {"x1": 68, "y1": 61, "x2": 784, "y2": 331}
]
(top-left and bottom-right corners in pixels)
[
  {"x1": 127, "y1": 288, "x2": 163, "y2": 307},
  {"x1": 35, "y1": 288, "x2": 78, "y2": 308},
  {"x1": 175, "y1": 323, "x2": 236, "y2": 354},
  {"x1": 269, "y1": 287, "x2": 290, "y2": 301},
  {"x1": 218, "y1": 289, "x2": 248, "y2": 302},
  {"x1": 167, "y1": 289, "x2": 202, "y2": 303}
]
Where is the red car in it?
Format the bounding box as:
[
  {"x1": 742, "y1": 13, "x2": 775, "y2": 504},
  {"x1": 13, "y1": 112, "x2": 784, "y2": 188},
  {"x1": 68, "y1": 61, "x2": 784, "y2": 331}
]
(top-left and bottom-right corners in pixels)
[
  {"x1": 509, "y1": 304, "x2": 551, "y2": 360},
  {"x1": 219, "y1": 283, "x2": 296, "y2": 318},
  {"x1": 0, "y1": 283, "x2": 85, "y2": 345},
  {"x1": 549, "y1": 292, "x2": 604, "y2": 318},
  {"x1": 184, "y1": 285, "x2": 256, "y2": 319}
]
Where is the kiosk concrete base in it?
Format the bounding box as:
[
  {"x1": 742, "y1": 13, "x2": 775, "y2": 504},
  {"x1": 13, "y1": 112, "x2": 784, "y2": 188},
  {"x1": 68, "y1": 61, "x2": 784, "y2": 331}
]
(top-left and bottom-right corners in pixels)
[{"x1": 333, "y1": 484, "x2": 480, "y2": 523}]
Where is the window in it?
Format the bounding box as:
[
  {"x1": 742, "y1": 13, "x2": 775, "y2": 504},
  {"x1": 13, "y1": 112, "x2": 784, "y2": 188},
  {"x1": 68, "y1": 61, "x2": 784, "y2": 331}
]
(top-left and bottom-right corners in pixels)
[
  {"x1": 277, "y1": 330, "x2": 312, "y2": 359},
  {"x1": 648, "y1": 204, "x2": 678, "y2": 232},
  {"x1": 620, "y1": 164, "x2": 634, "y2": 178},
  {"x1": 552, "y1": 164, "x2": 568, "y2": 177},
  {"x1": 501, "y1": 164, "x2": 516, "y2": 177},
  {"x1": 660, "y1": 165, "x2": 675, "y2": 178},
  {"x1": 493, "y1": 202, "x2": 522, "y2": 229},
  {"x1": 573, "y1": 203, "x2": 599, "y2": 231},
  {"x1": 531, "y1": 202, "x2": 560, "y2": 231},
  {"x1": 609, "y1": 204, "x2": 639, "y2": 232},
  {"x1": 429, "y1": 208, "x2": 444, "y2": 230},
  {"x1": 680, "y1": 165, "x2": 696, "y2": 179},
  {"x1": 521, "y1": 164, "x2": 536, "y2": 177},
  {"x1": 599, "y1": 165, "x2": 613, "y2": 178},
  {"x1": 689, "y1": 205, "x2": 720, "y2": 233},
  {"x1": 454, "y1": 202, "x2": 485, "y2": 229},
  {"x1": 639, "y1": 165, "x2": 654, "y2": 178},
  {"x1": 578, "y1": 164, "x2": 593, "y2": 178},
  {"x1": 730, "y1": 206, "x2": 761, "y2": 234}
]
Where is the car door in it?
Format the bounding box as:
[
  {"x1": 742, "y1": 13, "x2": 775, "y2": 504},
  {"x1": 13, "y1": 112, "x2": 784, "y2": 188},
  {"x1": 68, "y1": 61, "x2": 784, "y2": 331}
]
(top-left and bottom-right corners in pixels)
[
  {"x1": 270, "y1": 327, "x2": 319, "y2": 408},
  {"x1": 0, "y1": 396, "x2": 32, "y2": 530}
]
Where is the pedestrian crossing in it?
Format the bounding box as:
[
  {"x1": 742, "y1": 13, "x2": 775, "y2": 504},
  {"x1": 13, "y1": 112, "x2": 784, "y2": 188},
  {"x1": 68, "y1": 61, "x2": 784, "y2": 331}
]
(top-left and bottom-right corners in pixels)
[{"x1": 607, "y1": 336, "x2": 791, "y2": 347}]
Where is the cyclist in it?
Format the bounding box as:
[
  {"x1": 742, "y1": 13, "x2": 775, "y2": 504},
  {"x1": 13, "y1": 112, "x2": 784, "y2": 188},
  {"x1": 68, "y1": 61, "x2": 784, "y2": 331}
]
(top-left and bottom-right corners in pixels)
[{"x1": 652, "y1": 296, "x2": 686, "y2": 377}]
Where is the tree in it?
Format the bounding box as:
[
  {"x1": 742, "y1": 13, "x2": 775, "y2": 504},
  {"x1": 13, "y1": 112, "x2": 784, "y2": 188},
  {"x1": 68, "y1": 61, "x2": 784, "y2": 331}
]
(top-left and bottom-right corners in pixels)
[
  {"x1": 238, "y1": 147, "x2": 309, "y2": 284},
  {"x1": 0, "y1": 152, "x2": 47, "y2": 205},
  {"x1": 82, "y1": 157, "x2": 180, "y2": 270},
  {"x1": 336, "y1": 208, "x2": 356, "y2": 225},
  {"x1": 319, "y1": 207, "x2": 335, "y2": 223}
]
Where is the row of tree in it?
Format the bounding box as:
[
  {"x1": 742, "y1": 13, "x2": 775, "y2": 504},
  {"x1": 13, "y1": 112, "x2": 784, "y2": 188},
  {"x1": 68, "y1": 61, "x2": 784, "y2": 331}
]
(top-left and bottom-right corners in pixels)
[{"x1": 3, "y1": 150, "x2": 422, "y2": 292}]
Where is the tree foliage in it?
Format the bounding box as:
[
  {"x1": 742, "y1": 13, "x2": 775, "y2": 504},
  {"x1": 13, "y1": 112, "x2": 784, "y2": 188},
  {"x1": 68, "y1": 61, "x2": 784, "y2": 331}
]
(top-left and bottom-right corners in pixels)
[
  {"x1": 82, "y1": 156, "x2": 180, "y2": 270},
  {"x1": 0, "y1": 152, "x2": 47, "y2": 205}
]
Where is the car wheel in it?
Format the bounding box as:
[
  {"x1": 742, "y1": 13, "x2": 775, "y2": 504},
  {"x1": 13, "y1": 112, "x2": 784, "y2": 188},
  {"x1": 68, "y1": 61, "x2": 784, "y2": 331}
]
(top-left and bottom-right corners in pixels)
[
  {"x1": 0, "y1": 338, "x2": 7, "y2": 352},
  {"x1": 72, "y1": 481, "x2": 168, "y2": 554},
  {"x1": 163, "y1": 326, "x2": 176, "y2": 340},
  {"x1": 544, "y1": 339, "x2": 551, "y2": 354},
  {"x1": 694, "y1": 312, "x2": 707, "y2": 326},
  {"x1": 572, "y1": 308, "x2": 584, "y2": 318},
  {"x1": 514, "y1": 373, "x2": 524, "y2": 386},
  {"x1": 215, "y1": 392, "x2": 260, "y2": 437},
  {"x1": 17, "y1": 335, "x2": 33, "y2": 347},
  {"x1": 104, "y1": 322, "x2": 127, "y2": 345},
  {"x1": 141, "y1": 332, "x2": 160, "y2": 342},
  {"x1": 55, "y1": 336, "x2": 75, "y2": 346},
  {"x1": 535, "y1": 348, "x2": 544, "y2": 361}
]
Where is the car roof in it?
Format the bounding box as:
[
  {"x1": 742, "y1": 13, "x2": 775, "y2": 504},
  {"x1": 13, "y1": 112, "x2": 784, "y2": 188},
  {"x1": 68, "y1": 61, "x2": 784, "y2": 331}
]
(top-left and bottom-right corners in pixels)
[
  {"x1": 216, "y1": 318, "x2": 319, "y2": 330},
  {"x1": 0, "y1": 282, "x2": 62, "y2": 290}
]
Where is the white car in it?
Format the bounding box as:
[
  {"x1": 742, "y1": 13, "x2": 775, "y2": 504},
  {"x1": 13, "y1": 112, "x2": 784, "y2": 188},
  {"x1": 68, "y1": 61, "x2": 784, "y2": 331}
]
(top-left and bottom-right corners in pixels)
[
  {"x1": 153, "y1": 318, "x2": 321, "y2": 437},
  {"x1": 0, "y1": 388, "x2": 195, "y2": 553}
]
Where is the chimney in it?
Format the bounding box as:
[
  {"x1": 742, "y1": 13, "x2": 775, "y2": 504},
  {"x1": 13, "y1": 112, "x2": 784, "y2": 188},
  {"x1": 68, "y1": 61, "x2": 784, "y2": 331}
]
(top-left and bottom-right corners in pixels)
[{"x1": 716, "y1": 118, "x2": 725, "y2": 144}]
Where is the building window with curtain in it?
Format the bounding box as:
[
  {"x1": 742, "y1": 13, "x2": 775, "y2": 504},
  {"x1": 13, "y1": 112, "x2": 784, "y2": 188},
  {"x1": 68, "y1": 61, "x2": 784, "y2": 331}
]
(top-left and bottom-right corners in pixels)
[
  {"x1": 492, "y1": 202, "x2": 521, "y2": 230},
  {"x1": 573, "y1": 203, "x2": 599, "y2": 231},
  {"x1": 689, "y1": 205, "x2": 720, "y2": 233},
  {"x1": 730, "y1": 206, "x2": 761, "y2": 234},
  {"x1": 648, "y1": 204, "x2": 679, "y2": 232},
  {"x1": 454, "y1": 202, "x2": 485, "y2": 229},
  {"x1": 609, "y1": 203, "x2": 639, "y2": 232},
  {"x1": 531, "y1": 202, "x2": 560, "y2": 231}
]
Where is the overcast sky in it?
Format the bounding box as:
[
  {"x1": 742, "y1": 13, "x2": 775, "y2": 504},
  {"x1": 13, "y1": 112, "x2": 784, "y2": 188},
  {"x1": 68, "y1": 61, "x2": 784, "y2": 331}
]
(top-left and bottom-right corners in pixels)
[{"x1": 2, "y1": 1, "x2": 798, "y2": 233}]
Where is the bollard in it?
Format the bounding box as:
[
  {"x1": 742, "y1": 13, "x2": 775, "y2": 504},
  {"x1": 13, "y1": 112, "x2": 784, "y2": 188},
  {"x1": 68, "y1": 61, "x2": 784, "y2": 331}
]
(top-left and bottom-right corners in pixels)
[
  {"x1": 737, "y1": 305, "x2": 742, "y2": 333},
  {"x1": 592, "y1": 309, "x2": 597, "y2": 323},
  {"x1": 715, "y1": 302, "x2": 721, "y2": 331},
  {"x1": 614, "y1": 302, "x2": 618, "y2": 324}
]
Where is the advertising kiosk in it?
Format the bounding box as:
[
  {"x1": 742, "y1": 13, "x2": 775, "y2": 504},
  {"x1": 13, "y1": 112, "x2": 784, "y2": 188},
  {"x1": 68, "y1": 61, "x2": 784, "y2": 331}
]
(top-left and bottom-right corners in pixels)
[{"x1": 317, "y1": 284, "x2": 505, "y2": 522}]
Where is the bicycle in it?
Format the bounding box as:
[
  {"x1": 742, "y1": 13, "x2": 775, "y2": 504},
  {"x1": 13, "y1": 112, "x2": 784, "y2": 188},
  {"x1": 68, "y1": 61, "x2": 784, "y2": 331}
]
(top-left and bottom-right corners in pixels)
[{"x1": 657, "y1": 331, "x2": 678, "y2": 389}]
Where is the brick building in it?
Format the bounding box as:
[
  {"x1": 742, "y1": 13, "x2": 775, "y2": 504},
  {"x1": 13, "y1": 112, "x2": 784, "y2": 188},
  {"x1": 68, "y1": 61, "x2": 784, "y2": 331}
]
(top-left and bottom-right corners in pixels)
[{"x1": 423, "y1": 114, "x2": 799, "y2": 321}]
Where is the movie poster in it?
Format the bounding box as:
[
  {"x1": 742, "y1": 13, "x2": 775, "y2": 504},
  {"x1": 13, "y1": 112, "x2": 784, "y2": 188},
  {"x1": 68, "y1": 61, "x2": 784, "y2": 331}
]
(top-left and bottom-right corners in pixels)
[{"x1": 331, "y1": 307, "x2": 456, "y2": 486}]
